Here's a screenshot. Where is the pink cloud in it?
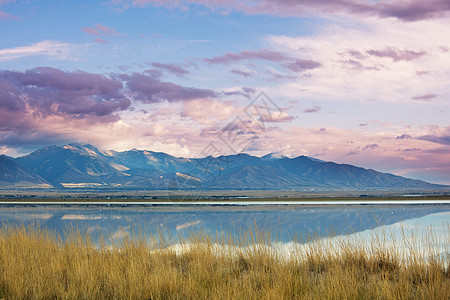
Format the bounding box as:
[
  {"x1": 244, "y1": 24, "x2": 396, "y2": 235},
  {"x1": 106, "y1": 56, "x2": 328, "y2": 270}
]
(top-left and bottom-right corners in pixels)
[
  {"x1": 82, "y1": 27, "x2": 100, "y2": 36},
  {"x1": 82, "y1": 24, "x2": 121, "y2": 37},
  {"x1": 0, "y1": 40, "x2": 76, "y2": 61},
  {"x1": 259, "y1": 111, "x2": 294, "y2": 122},
  {"x1": 0, "y1": 10, "x2": 17, "y2": 20},
  {"x1": 245, "y1": 125, "x2": 450, "y2": 183},
  {"x1": 181, "y1": 99, "x2": 237, "y2": 124},
  {"x1": 94, "y1": 38, "x2": 107, "y2": 44}
]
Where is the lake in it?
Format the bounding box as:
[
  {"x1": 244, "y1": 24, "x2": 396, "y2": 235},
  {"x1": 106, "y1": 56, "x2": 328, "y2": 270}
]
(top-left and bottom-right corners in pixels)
[{"x1": 0, "y1": 201, "x2": 448, "y2": 248}]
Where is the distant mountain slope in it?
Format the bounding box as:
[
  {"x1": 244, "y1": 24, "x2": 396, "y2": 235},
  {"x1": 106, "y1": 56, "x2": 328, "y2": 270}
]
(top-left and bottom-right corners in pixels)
[
  {"x1": 0, "y1": 155, "x2": 51, "y2": 188},
  {"x1": 7, "y1": 143, "x2": 446, "y2": 190},
  {"x1": 16, "y1": 144, "x2": 125, "y2": 187}
]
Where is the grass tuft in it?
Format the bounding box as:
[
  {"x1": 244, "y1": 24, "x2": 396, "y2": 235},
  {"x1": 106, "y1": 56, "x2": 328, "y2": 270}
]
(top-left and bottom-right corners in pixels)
[{"x1": 0, "y1": 224, "x2": 448, "y2": 299}]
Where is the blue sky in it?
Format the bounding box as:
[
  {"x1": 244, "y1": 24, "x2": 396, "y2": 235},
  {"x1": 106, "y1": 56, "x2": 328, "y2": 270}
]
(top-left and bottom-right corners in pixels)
[{"x1": 1, "y1": 0, "x2": 449, "y2": 184}]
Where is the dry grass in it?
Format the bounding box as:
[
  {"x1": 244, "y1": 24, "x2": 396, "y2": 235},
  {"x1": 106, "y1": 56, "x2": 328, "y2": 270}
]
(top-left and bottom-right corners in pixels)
[{"x1": 0, "y1": 225, "x2": 448, "y2": 300}]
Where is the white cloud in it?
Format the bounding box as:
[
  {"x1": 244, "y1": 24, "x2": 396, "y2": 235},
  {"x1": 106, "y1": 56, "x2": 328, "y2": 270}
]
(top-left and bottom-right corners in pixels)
[{"x1": 0, "y1": 40, "x2": 82, "y2": 61}]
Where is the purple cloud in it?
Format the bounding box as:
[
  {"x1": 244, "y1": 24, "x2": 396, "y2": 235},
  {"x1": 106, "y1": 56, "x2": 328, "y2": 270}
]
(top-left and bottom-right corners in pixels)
[
  {"x1": 362, "y1": 143, "x2": 379, "y2": 151},
  {"x1": 242, "y1": 87, "x2": 256, "y2": 94},
  {"x1": 340, "y1": 59, "x2": 381, "y2": 71},
  {"x1": 283, "y1": 59, "x2": 322, "y2": 72},
  {"x1": 222, "y1": 87, "x2": 257, "y2": 99},
  {"x1": 418, "y1": 135, "x2": 450, "y2": 146},
  {"x1": 124, "y1": 73, "x2": 217, "y2": 103},
  {"x1": 411, "y1": 93, "x2": 438, "y2": 101},
  {"x1": 396, "y1": 134, "x2": 412, "y2": 140},
  {"x1": 231, "y1": 69, "x2": 253, "y2": 77},
  {"x1": 0, "y1": 67, "x2": 130, "y2": 119},
  {"x1": 205, "y1": 49, "x2": 321, "y2": 75},
  {"x1": 151, "y1": 62, "x2": 190, "y2": 77},
  {"x1": 375, "y1": 0, "x2": 450, "y2": 21},
  {"x1": 304, "y1": 106, "x2": 321, "y2": 113},
  {"x1": 347, "y1": 50, "x2": 367, "y2": 60},
  {"x1": 205, "y1": 49, "x2": 289, "y2": 64},
  {"x1": 366, "y1": 47, "x2": 426, "y2": 62},
  {"x1": 403, "y1": 148, "x2": 420, "y2": 152}
]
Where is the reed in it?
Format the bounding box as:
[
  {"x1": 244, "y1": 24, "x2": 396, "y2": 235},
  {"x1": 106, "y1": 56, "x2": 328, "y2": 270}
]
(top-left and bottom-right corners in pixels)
[{"x1": 0, "y1": 224, "x2": 448, "y2": 299}]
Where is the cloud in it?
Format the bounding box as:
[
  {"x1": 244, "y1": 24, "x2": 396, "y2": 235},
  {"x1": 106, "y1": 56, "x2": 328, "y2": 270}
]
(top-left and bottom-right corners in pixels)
[
  {"x1": 151, "y1": 62, "x2": 190, "y2": 77},
  {"x1": 362, "y1": 143, "x2": 379, "y2": 151},
  {"x1": 418, "y1": 135, "x2": 450, "y2": 146},
  {"x1": 366, "y1": 47, "x2": 427, "y2": 62},
  {"x1": 411, "y1": 93, "x2": 438, "y2": 101},
  {"x1": 205, "y1": 49, "x2": 289, "y2": 65},
  {"x1": 374, "y1": 0, "x2": 450, "y2": 21},
  {"x1": 82, "y1": 24, "x2": 121, "y2": 36},
  {"x1": 0, "y1": 40, "x2": 78, "y2": 61},
  {"x1": 415, "y1": 70, "x2": 430, "y2": 76},
  {"x1": 303, "y1": 106, "x2": 321, "y2": 113},
  {"x1": 123, "y1": 73, "x2": 217, "y2": 103},
  {"x1": 231, "y1": 69, "x2": 253, "y2": 77},
  {"x1": 181, "y1": 99, "x2": 237, "y2": 124},
  {"x1": 403, "y1": 148, "x2": 420, "y2": 152},
  {"x1": 205, "y1": 49, "x2": 321, "y2": 76},
  {"x1": 0, "y1": 67, "x2": 130, "y2": 122},
  {"x1": 283, "y1": 59, "x2": 322, "y2": 72},
  {"x1": 268, "y1": 17, "x2": 450, "y2": 105},
  {"x1": 200, "y1": 117, "x2": 264, "y2": 154},
  {"x1": 110, "y1": 0, "x2": 450, "y2": 22},
  {"x1": 0, "y1": 10, "x2": 17, "y2": 20},
  {"x1": 242, "y1": 87, "x2": 256, "y2": 95},
  {"x1": 259, "y1": 111, "x2": 294, "y2": 122},
  {"x1": 94, "y1": 38, "x2": 107, "y2": 44},
  {"x1": 221, "y1": 87, "x2": 256, "y2": 99},
  {"x1": 0, "y1": 0, "x2": 17, "y2": 20},
  {"x1": 339, "y1": 59, "x2": 381, "y2": 71},
  {"x1": 396, "y1": 134, "x2": 412, "y2": 140}
]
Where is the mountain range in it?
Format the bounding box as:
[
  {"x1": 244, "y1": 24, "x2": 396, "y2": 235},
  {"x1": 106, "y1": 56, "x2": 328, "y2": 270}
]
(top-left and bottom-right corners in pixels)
[{"x1": 0, "y1": 143, "x2": 445, "y2": 190}]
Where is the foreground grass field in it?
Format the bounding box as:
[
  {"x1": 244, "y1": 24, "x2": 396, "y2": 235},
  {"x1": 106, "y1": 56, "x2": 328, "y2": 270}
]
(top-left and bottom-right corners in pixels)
[{"x1": 0, "y1": 226, "x2": 448, "y2": 299}]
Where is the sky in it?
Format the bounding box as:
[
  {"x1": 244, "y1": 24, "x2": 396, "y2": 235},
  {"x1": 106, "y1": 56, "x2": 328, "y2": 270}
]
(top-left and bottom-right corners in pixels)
[{"x1": 0, "y1": 0, "x2": 449, "y2": 184}]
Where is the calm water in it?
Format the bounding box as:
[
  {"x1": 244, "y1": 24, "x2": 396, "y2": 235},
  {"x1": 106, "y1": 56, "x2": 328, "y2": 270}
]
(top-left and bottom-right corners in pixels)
[{"x1": 0, "y1": 203, "x2": 448, "y2": 245}]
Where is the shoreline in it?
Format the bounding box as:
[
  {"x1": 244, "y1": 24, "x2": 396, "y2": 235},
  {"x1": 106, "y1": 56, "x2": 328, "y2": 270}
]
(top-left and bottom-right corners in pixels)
[{"x1": 1, "y1": 199, "x2": 449, "y2": 206}]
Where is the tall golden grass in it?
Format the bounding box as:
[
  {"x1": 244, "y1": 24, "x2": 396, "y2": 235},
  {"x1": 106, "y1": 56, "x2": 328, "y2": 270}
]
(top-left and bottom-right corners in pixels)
[{"x1": 0, "y1": 224, "x2": 448, "y2": 299}]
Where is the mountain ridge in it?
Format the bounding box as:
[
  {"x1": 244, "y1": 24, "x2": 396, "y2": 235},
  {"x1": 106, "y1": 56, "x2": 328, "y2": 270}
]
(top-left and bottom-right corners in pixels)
[{"x1": 0, "y1": 143, "x2": 445, "y2": 190}]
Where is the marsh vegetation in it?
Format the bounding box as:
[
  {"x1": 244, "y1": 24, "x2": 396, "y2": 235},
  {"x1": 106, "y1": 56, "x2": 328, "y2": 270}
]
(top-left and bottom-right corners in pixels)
[{"x1": 0, "y1": 225, "x2": 448, "y2": 299}]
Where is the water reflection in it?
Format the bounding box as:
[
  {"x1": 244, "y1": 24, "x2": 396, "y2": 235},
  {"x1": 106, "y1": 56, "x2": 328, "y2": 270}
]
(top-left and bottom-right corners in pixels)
[{"x1": 0, "y1": 204, "x2": 448, "y2": 244}]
